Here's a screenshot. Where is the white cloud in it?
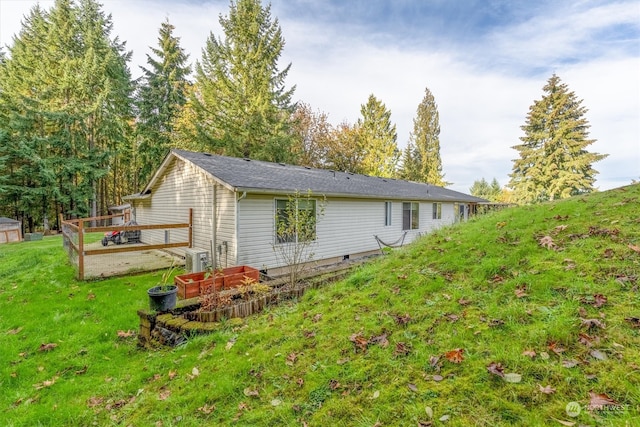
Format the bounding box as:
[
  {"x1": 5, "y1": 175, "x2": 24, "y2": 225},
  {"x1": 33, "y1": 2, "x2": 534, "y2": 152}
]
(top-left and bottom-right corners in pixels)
[{"x1": 1, "y1": 0, "x2": 638, "y2": 193}]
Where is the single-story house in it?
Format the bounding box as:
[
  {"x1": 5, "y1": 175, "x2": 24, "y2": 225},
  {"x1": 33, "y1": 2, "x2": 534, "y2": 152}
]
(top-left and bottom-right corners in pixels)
[
  {"x1": 0, "y1": 217, "x2": 22, "y2": 244},
  {"x1": 124, "y1": 149, "x2": 486, "y2": 274}
]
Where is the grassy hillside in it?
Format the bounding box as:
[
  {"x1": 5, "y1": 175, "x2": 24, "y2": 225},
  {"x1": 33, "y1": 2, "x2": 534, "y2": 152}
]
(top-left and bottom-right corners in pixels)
[{"x1": 1, "y1": 185, "x2": 639, "y2": 426}]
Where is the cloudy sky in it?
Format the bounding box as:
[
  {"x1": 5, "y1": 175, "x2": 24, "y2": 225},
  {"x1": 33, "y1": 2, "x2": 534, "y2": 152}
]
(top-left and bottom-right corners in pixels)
[{"x1": 1, "y1": 0, "x2": 639, "y2": 193}]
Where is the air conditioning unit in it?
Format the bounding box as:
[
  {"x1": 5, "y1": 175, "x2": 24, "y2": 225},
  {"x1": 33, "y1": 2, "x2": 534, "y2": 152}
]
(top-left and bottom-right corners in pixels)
[{"x1": 184, "y1": 249, "x2": 209, "y2": 273}]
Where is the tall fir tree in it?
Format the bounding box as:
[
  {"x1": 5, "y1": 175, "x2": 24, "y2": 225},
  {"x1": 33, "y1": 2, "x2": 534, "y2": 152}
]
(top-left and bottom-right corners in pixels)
[
  {"x1": 135, "y1": 19, "x2": 191, "y2": 187},
  {"x1": 402, "y1": 86, "x2": 446, "y2": 186},
  {"x1": 193, "y1": 0, "x2": 296, "y2": 162},
  {"x1": 508, "y1": 74, "x2": 606, "y2": 203},
  {"x1": 358, "y1": 94, "x2": 399, "y2": 178},
  {"x1": 469, "y1": 177, "x2": 502, "y2": 202},
  {"x1": 0, "y1": 0, "x2": 133, "y2": 229}
]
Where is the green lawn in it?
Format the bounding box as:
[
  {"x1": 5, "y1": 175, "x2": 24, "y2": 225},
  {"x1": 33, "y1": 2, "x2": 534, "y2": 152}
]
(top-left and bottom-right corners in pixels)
[{"x1": 1, "y1": 185, "x2": 639, "y2": 426}]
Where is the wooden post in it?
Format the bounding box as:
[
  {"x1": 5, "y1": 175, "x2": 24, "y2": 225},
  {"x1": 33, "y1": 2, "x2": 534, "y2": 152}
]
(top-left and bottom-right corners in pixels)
[
  {"x1": 78, "y1": 219, "x2": 84, "y2": 280},
  {"x1": 188, "y1": 208, "x2": 193, "y2": 248}
]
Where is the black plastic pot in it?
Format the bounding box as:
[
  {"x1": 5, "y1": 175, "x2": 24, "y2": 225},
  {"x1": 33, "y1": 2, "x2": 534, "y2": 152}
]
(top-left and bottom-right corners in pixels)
[{"x1": 148, "y1": 285, "x2": 178, "y2": 312}]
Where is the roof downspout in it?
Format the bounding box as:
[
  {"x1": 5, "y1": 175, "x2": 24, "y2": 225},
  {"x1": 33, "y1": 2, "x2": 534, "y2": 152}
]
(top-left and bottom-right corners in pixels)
[{"x1": 212, "y1": 183, "x2": 217, "y2": 270}]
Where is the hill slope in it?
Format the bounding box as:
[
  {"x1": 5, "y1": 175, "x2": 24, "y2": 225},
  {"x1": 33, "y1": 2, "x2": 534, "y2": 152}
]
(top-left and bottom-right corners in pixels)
[{"x1": 1, "y1": 185, "x2": 639, "y2": 426}]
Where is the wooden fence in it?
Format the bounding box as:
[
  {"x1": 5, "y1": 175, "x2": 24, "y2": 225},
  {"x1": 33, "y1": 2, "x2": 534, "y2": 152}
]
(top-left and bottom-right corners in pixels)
[{"x1": 61, "y1": 209, "x2": 192, "y2": 280}]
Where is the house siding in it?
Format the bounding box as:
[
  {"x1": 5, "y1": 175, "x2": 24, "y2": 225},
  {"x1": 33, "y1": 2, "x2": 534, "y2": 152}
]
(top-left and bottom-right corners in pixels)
[
  {"x1": 236, "y1": 195, "x2": 459, "y2": 271},
  {"x1": 130, "y1": 157, "x2": 237, "y2": 263}
]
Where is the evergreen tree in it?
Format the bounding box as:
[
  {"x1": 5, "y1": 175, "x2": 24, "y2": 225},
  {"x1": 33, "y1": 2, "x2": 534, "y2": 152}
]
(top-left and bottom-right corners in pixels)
[
  {"x1": 358, "y1": 94, "x2": 399, "y2": 178},
  {"x1": 402, "y1": 86, "x2": 446, "y2": 185},
  {"x1": 193, "y1": 0, "x2": 296, "y2": 162},
  {"x1": 508, "y1": 74, "x2": 606, "y2": 203},
  {"x1": 0, "y1": 0, "x2": 133, "y2": 229},
  {"x1": 135, "y1": 19, "x2": 191, "y2": 186},
  {"x1": 470, "y1": 177, "x2": 502, "y2": 202},
  {"x1": 290, "y1": 103, "x2": 333, "y2": 168}
]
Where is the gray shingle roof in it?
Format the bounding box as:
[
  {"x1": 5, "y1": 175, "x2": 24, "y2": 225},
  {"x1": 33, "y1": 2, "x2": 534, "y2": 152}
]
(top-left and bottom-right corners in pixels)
[
  {"x1": 0, "y1": 217, "x2": 20, "y2": 224},
  {"x1": 170, "y1": 149, "x2": 486, "y2": 203}
]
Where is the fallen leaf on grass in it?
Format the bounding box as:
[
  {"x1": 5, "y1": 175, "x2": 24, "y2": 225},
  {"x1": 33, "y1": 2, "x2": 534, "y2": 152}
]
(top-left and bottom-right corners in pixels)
[
  {"x1": 578, "y1": 333, "x2": 600, "y2": 347},
  {"x1": 538, "y1": 384, "x2": 556, "y2": 394},
  {"x1": 87, "y1": 396, "x2": 104, "y2": 408},
  {"x1": 562, "y1": 360, "x2": 580, "y2": 368},
  {"x1": 225, "y1": 338, "x2": 236, "y2": 350},
  {"x1": 589, "y1": 349, "x2": 608, "y2": 361},
  {"x1": 198, "y1": 404, "x2": 215, "y2": 414},
  {"x1": 503, "y1": 373, "x2": 522, "y2": 383},
  {"x1": 189, "y1": 367, "x2": 200, "y2": 379},
  {"x1": 408, "y1": 383, "x2": 418, "y2": 392},
  {"x1": 514, "y1": 286, "x2": 528, "y2": 298},
  {"x1": 312, "y1": 313, "x2": 322, "y2": 323},
  {"x1": 487, "y1": 362, "x2": 504, "y2": 377},
  {"x1": 34, "y1": 376, "x2": 58, "y2": 390},
  {"x1": 158, "y1": 388, "x2": 171, "y2": 401},
  {"x1": 588, "y1": 391, "x2": 619, "y2": 411},
  {"x1": 371, "y1": 390, "x2": 380, "y2": 399},
  {"x1": 394, "y1": 342, "x2": 411, "y2": 357},
  {"x1": 580, "y1": 318, "x2": 606, "y2": 330},
  {"x1": 432, "y1": 374, "x2": 444, "y2": 382},
  {"x1": 117, "y1": 330, "x2": 135, "y2": 338},
  {"x1": 38, "y1": 343, "x2": 58, "y2": 352},
  {"x1": 393, "y1": 313, "x2": 412, "y2": 325},
  {"x1": 458, "y1": 297, "x2": 471, "y2": 306},
  {"x1": 581, "y1": 294, "x2": 607, "y2": 308},
  {"x1": 548, "y1": 341, "x2": 566, "y2": 355},
  {"x1": 243, "y1": 388, "x2": 259, "y2": 397},
  {"x1": 538, "y1": 235, "x2": 558, "y2": 250},
  {"x1": 444, "y1": 348, "x2": 464, "y2": 364},
  {"x1": 370, "y1": 333, "x2": 389, "y2": 348},
  {"x1": 349, "y1": 333, "x2": 369, "y2": 353},
  {"x1": 625, "y1": 317, "x2": 640, "y2": 328},
  {"x1": 522, "y1": 350, "x2": 536, "y2": 358},
  {"x1": 628, "y1": 244, "x2": 640, "y2": 253},
  {"x1": 168, "y1": 370, "x2": 177, "y2": 380},
  {"x1": 75, "y1": 365, "x2": 88, "y2": 375},
  {"x1": 8, "y1": 327, "x2": 23, "y2": 335},
  {"x1": 285, "y1": 352, "x2": 298, "y2": 366}
]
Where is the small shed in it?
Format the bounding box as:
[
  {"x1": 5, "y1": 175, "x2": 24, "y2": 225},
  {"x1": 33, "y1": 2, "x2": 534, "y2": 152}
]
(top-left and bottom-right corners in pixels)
[
  {"x1": 108, "y1": 204, "x2": 131, "y2": 226},
  {"x1": 0, "y1": 217, "x2": 22, "y2": 244}
]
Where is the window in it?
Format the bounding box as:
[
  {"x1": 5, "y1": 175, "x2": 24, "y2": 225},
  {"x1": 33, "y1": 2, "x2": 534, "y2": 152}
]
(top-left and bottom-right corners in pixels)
[
  {"x1": 432, "y1": 202, "x2": 442, "y2": 220},
  {"x1": 275, "y1": 198, "x2": 317, "y2": 243},
  {"x1": 384, "y1": 202, "x2": 392, "y2": 226},
  {"x1": 402, "y1": 202, "x2": 419, "y2": 230}
]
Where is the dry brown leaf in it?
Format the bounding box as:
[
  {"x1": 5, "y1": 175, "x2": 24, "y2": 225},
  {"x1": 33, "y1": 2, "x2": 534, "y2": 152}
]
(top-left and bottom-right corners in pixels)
[
  {"x1": 349, "y1": 333, "x2": 369, "y2": 353},
  {"x1": 394, "y1": 313, "x2": 412, "y2": 325},
  {"x1": 538, "y1": 384, "x2": 556, "y2": 394},
  {"x1": 225, "y1": 338, "x2": 236, "y2": 351},
  {"x1": 408, "y1": 383, "x2": 418, "y2": 392},
  {"x1": 312, "y1": 313, "x2": 322, "y2": 323},
  {"x1": 548, "y1": 341, "x2": 566, "y2": 355},
  {"x1": 34, "y1": 376, "x2": 58, "y2": 390},
  {"x1": 87, "y1": 396, "x2": 104, "y2": 408},
  {"x1": 514, "y1": 286, "x2": 528, "y2": 298},
  {"x1": 625, "y1": 317, "x2": 640, "y2": 328},
  {"x1": 562, "y1": 359, "x2": 579, "y2": 368},
  {"x1": 198, "y1": 403, "x2": 215, "y2": 414},
  {"x1": 285, "y1": 352, "x2": 298, "y2": 366},
  {"x1": 158, "y1": 388, "x2": 171, "y2": 401},
  {"x1": 117, "y1": 330, "x2": 135, "y2": 338},
  {"x1": 522, "y1": 349, "x2": 536, "y2": 358},
  {"x1": 370, "y1": 333, "x2": 389, "y2": 348},
  {"x1": 243, "y1": 387, "x2": 259, "y2": 397},
  {"x1": 628, "y1": 244, "x2": 640, "y2": 253},
  {"x1": 588, "y1": 391, "x2": 619, "y2": 411},
  {"x1": 38, "y1": 343, "x2": 58, "y2": 352},
  {"x1": 487, "y1": 362, "x2": 504, "y2": 377},
  {"x1": 538, "y1": 235, "x2": 557, "y2": 250},
  {"x1": 444, "y1": 348, "x2": 464, "y2": 364},
  {"x1": 7, "y1": 327, "x2": 23, "y2": 335},
  {"x1": 394, "y1": 342, "x2": 411, "y2": 357},
  {"x1": 580, "y1": 318, "x2": 606, "y2": 330},
  {"x1": 458, "y1": 297, "x2": 471, "y2": 306}
]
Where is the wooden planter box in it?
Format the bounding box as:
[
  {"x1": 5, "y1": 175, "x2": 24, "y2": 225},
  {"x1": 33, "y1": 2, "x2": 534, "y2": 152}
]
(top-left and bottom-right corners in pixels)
[{"x1": 174, "y1": 266, "x2": 259, "y2": 299}]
